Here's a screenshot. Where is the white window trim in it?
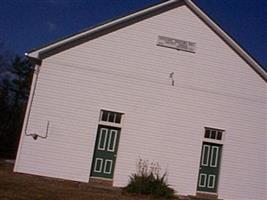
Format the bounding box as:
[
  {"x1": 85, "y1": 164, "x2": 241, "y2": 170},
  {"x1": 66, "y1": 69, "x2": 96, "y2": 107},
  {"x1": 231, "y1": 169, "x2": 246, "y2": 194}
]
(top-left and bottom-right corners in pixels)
[
  {"x1": 203, "y1": 127, "x2": 225, "y2": 144},
  {"x1": 99, "y1": 121, "x2": 123, "y2": 128},
  {"x1": 99, "y1": 109, "x2": 125, "y2": 127},
  {"x1": 94, "y1": 158, "x2": 103, "y2": 173},
  {"x1": 107, "y1": 130, "x2": 117, "y2": 152},
  {"x1": 210, "y1": 146, "x2": 219, "y2": 167},
  {"x1": 207, "y1": 175, "x2": 216, "y2": 188},
  {"x1": 199, "y1": 173, "x2": 207, "y2": 187},
  {"x1": 201, "y1": 145, "x2": 210, "y2": 166},
  {"x1": 103, "y1": 159, "x2": 113, "y2": 174},
  {"x1": 99, "y1": 110, "x2": 103, "y2": 122},
  {"x1": 98, "y1": 128, "x2": 108, "y2": 150},
  {"x1": 203, "y1": 137, "x2": 224, "y2": 145},
  {"x1": 107, "y1": 112, "x2": 117, "y2": 123}
]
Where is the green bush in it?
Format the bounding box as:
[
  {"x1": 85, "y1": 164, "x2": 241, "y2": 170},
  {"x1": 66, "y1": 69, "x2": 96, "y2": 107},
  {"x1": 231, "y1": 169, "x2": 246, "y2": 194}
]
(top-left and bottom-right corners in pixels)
[{"x1": 124, "y1": 159, "x2": 176, "y2": 199}]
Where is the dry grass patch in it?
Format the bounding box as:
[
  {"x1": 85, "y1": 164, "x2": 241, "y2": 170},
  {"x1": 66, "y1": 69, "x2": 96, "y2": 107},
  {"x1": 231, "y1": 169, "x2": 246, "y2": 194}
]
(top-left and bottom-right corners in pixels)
[{"x1": 0, "y1": 161, "x2": 159, "y2": 200}]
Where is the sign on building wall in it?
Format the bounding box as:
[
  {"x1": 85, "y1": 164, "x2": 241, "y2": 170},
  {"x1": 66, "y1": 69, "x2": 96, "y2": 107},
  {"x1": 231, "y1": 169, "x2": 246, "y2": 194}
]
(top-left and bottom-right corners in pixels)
[{"x1": 157, "y1": 36, "x2": 196, "y2": 53}]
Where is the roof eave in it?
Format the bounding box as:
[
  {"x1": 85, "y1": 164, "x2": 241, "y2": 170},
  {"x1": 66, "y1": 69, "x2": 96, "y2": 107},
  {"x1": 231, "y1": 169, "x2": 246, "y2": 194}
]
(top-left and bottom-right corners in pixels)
[{"x1": 26, "y1": 0, "x2": 181, "y2": 60}]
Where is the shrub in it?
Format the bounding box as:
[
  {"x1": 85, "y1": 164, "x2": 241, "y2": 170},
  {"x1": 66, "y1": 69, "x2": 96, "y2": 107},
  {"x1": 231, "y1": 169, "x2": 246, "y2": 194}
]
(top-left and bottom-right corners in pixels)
[{"x1": 124, "y1": 159, "x2": 176, "y2": 199}]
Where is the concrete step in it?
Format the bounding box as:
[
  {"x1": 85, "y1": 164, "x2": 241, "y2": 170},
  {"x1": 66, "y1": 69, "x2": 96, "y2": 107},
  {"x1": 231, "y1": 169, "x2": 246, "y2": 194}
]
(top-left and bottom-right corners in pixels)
[{"x1": 188, "y1": 193, "x2": 222, "y2": 200}]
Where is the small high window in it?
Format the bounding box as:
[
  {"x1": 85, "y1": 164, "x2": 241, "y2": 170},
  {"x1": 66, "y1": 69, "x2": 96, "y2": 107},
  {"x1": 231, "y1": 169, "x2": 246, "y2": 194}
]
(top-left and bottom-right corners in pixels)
[
  {"x1": 100, "y1": 110, "x2": 123, "y2": 124},
  {"x1": 204, "y1": 127, "x2": 224, "y2": 141}
]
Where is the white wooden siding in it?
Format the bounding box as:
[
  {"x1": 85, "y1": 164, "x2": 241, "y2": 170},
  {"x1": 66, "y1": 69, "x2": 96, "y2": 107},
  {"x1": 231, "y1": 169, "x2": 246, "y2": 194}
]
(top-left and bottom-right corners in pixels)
[{"x1": 15, "y1": 5, "x2": 266, "y2": 200}]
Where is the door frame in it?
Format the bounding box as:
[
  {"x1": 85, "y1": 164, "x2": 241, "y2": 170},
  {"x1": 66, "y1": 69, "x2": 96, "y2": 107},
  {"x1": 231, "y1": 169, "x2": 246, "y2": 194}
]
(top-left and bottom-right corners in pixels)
[
  {"x1": 196, "y1": 127, "x2": 225, "y2": 195},
  {"x1": 89, "y1": 109, "x2": 124, "y2": 182}
]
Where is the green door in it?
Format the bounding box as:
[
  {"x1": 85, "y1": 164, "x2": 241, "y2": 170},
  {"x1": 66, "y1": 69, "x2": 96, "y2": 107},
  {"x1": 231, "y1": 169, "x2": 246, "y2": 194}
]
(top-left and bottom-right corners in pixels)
[
  {"x1": 197, "y1": 142, "x2": 222, "y2": 193},
  {"x1": 91, "y1": 125, "x2": 121, "y2": 179}
]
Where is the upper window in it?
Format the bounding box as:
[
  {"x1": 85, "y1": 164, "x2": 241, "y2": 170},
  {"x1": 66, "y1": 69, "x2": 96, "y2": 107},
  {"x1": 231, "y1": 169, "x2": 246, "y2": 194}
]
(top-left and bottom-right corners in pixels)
[
  {"x1": 100, "y1": 110, "x2": 123, "y2": 124},
  {"x1": 204, "y1": 127, "x2": 224, "y2": 141}
]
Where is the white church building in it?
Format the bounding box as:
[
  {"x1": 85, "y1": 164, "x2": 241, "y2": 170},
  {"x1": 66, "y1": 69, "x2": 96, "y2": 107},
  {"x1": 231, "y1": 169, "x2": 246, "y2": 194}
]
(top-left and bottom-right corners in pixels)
[{"x1": 14, "y1": 1, "x2": 266, "y2": 200}]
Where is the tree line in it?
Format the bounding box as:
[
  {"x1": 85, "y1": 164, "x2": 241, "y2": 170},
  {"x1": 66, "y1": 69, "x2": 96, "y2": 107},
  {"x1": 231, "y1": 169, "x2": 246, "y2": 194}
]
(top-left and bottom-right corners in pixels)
[{"x1": 0, "y1": 45, "x2": 33, "y2": 158}]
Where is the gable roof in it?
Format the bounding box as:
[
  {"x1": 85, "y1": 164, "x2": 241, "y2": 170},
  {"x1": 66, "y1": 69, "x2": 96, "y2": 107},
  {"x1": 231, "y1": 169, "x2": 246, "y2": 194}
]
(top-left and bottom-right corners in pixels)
[{"x1": 26, "y1": 0, "x2": 267, "y2": 82}]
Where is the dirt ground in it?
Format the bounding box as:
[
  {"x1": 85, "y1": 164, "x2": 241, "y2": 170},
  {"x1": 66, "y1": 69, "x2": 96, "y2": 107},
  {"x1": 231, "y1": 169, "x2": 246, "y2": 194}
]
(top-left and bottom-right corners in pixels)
[{"x1": 0, "y1": 160, "x2": 156, "y2": 200}]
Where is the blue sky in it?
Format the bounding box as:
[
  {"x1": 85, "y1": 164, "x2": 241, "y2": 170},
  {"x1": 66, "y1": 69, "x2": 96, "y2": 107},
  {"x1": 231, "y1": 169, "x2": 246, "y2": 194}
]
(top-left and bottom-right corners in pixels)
[{"x1": 0, "y1": 0, "x2": 266, "y2": 70}]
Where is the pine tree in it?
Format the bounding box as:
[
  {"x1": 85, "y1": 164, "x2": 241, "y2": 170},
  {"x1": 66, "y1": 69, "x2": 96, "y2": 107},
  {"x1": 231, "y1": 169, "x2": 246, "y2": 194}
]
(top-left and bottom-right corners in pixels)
[{"x1": 0, "y1": 53, "x2": 33, "y2": 158}]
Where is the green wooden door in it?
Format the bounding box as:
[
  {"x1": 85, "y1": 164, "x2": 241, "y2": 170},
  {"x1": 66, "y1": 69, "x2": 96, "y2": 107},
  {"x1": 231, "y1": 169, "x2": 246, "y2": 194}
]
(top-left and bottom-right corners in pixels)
[
  {"x1": 91, "y1": 125, "x2": 121, "y2": 179},
  {"x1": 197, "y1": 142, "x2": 222, "y2": 193}
]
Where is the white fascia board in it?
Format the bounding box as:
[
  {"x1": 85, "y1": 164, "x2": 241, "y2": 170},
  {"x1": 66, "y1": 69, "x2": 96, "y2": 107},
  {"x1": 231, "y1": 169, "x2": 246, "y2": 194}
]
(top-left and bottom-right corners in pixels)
[
  {"x1": 26, "y1": 0, "x2": 180, "y2": 59},
  {"x1": 185, "y1": 0, "x2": 267, "y2": 81}
]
